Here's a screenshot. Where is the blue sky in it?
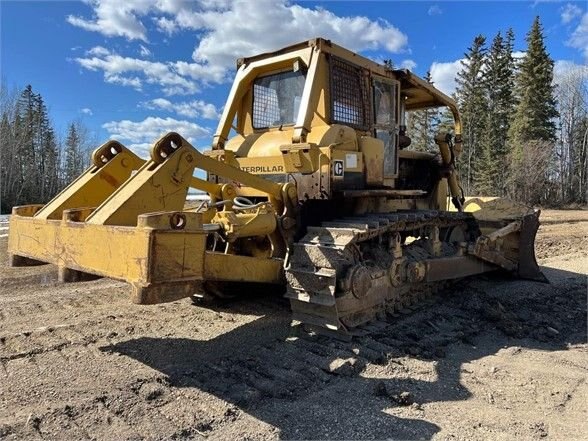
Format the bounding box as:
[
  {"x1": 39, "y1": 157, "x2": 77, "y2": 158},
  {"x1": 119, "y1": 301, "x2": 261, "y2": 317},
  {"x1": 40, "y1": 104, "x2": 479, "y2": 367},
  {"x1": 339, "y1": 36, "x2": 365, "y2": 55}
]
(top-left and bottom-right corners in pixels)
[{"x1": 1, "y1": 0, "x2": 586, "y2": 156}]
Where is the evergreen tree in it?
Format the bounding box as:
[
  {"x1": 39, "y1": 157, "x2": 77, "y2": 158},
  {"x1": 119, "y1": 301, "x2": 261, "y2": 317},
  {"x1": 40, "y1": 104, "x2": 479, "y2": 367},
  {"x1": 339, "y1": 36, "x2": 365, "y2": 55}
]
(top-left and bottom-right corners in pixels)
[
  {"x1": 508, "y1": 17, "x2": 558, "y2": 203},
  {"x1": 0, "y1": 112, "x2": 15, "y2": 211},
  {"x1": 0, "y1": 82, "x2": 108, "y2": 212},
  {"x1": 476, "y1": 29, "x2": 517, "y2": 195},
  {"x1": 3, "y1": 85, "x2": 63, "y2": 208},
  {"x1": 510, "y1": 17, "x2": 558, "y2": 145},
  {"x1": 13, "y1": 85, "x2": 38, "y2": 204},
  {"x1": 34, "y1": 93, "x2": 59, "y2": 201},
  {"x1": 41, "y1": 125, "x2": 59, "y2": 199},
  {"x1": 455, "y1": 35, "x2": 488, "y2": 195},
  {"x1": 504, "y1": 26, "x2": 517, "y2": 109},
  {"x1": 64, "y1": 123, "x2": 83, "y2": 183},
  {"x1": 436, "y1": 108, "x2": 455, "y2": 135}
]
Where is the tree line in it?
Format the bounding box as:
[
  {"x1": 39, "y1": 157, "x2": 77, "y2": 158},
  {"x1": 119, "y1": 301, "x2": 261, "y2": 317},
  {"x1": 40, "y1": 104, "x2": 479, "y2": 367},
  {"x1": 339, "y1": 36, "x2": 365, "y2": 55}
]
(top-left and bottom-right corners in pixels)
[
  {"x1": 408, "y1": 17, "x2": 587, "y2": 206},
  {"x1": 0, "y1": 83, "x2": 91, "y2": 214}
]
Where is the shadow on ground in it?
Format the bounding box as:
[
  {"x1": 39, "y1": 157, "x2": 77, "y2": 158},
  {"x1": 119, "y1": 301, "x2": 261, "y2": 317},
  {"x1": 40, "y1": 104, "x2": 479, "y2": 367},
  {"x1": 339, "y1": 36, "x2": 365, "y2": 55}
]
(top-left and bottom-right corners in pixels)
[{"x1": 101, "y1": 266, "x2": 587, "y2": 440}]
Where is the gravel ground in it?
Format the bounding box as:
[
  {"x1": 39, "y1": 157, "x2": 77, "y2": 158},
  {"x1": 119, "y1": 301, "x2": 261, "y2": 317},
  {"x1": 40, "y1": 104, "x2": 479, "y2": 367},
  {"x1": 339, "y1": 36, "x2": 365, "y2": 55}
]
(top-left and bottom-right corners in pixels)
[{"x1": 0, "y1": 209, "x2": 586, "y2": 440}]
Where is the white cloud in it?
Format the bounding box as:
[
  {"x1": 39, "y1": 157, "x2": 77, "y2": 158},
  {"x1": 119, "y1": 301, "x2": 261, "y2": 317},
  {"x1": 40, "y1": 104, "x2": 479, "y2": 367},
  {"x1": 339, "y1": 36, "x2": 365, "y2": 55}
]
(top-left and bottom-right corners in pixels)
[
  {"x1": 103, "y1": 116, "x2": 210, "y2": 157},
  {"x1": 428, "y1": 5, "x2": 443, "y2": 16},
  {"x1": 105, "y1": 74, "x2": 143, "y2": 89},
  {"x1": 124, "y1": 142, "x2": 153, "y2": 157},
  {"x1": 67, "y1": 0, "x2": 151, "y2": 41},
  {"x1": 139, "y1": 44, "x2": 152, "y2": 57},
  {"x1": 86, "y1": 46, "x2": 111, "y2": 56},
  {"x1": 69, "y1": 0, "x2": 409, "y2": 89},
  {"x1": 75, "y1": 52, "x2": 200, "y2": 95},
  {"x1": 80, "y1": 107, "x2": 93, "y2": 115},
  {"x1": 155, "y1": 16, "x2": 176, "y2": 35},
  {"x1": 554, "y1": 60, "x2": 588, "y2": 83},
  {"x1": 429, "y1": 59, "x2": 464, "y2": 96},
  {"x1": 174, "y1": 60, "x2": 226, "y2": 84},
  {"x1": 183, "y1": 1, "x2": 407, "y2": 74},
  {"x1": 560, "y1": 3, "x2": 583, "y2": 24},
  {"x1": 142, "y1": 98, "x2": 220, "y2": 119},
  {"x1": 568, "y1": 12, "x2": 588, "y2": 59},
  {"x1": 400, "y1": 59, "x2": 417, "y2": 70}
]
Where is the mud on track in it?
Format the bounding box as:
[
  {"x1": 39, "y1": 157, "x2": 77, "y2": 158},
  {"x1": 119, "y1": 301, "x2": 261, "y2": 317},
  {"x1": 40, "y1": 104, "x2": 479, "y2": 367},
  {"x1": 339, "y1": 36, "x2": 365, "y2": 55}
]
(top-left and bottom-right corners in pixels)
[{"x1": 0, "y1": 210, "x2": 586, "y2": 440}]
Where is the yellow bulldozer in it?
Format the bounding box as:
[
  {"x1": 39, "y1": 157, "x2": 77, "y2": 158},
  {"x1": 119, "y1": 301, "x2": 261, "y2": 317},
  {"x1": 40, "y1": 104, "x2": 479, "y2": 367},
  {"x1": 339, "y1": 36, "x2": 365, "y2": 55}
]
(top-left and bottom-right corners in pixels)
[{"x1": 7, "y1": 38, "x2": 545, "y2": 338}]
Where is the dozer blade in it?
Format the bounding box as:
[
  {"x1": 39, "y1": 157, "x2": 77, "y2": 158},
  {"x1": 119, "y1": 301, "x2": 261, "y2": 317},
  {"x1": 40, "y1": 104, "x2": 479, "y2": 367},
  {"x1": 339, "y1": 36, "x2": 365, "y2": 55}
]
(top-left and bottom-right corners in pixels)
[
  {"x1": 464, "y1": 197, "x2": 548, "y2": 283},
  {"x1": 517, "y1": 209, "x2": 547, "y2": 282}
]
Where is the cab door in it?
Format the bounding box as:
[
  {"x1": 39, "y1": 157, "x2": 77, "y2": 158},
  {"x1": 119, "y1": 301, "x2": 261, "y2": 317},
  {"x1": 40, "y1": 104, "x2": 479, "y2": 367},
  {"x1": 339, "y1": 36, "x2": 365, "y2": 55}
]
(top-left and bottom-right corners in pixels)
[{"x1": 372, "y1": 78, "x2": 400, "y2": 181}]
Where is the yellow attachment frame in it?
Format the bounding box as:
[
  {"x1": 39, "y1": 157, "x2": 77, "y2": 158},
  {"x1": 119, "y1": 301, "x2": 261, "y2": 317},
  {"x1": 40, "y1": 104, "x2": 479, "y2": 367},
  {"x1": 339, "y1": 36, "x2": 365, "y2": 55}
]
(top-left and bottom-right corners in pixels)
[
  {"x1": 34, "y1": 140, "x2": 144, "y2": 220},
  {"x1": 8, "y1": 132, "x2": 288, "y2": 304}
]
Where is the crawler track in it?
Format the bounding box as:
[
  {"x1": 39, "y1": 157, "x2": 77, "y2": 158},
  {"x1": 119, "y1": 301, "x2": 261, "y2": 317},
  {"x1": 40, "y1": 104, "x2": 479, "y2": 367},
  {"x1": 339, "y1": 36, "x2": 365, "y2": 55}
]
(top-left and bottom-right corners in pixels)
[{"x1": 285, "y1": 210, "x2": 480, "y2": 338}]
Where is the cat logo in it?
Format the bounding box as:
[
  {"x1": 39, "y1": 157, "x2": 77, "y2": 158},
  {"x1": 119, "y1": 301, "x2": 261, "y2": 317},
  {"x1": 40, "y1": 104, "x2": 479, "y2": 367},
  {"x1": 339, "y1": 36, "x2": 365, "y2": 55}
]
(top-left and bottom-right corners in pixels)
[{"x1": 333, "y1": 160, "x2": 344, "y2": 177}]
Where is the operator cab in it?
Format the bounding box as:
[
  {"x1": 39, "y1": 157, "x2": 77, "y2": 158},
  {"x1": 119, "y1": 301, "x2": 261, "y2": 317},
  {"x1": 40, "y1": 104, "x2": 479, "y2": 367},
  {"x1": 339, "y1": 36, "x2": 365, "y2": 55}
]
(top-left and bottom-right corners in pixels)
[{"x1": 211, "y1": 38, "x2": 462, "y2": 202}]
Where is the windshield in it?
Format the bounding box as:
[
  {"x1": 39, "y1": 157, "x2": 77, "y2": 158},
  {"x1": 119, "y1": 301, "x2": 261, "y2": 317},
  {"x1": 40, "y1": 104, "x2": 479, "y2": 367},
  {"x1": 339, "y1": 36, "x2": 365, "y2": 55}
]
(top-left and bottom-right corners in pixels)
[{"x1": 252, "y1": 70, "x2": 306, "y2": 129}]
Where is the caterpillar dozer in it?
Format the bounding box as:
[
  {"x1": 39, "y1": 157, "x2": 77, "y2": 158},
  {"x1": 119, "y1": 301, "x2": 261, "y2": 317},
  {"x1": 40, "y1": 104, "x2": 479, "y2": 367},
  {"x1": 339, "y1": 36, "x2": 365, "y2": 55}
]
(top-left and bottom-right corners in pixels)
[{"x1": 8, "y1": 38, "x2": 545, "y2": 338}]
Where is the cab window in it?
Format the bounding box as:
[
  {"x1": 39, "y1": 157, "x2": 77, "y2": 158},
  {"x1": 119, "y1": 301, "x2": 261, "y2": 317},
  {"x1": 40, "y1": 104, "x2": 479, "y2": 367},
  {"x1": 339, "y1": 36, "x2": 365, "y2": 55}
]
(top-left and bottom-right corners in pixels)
[{"x1": 252, "y1": 70, "x2": 306, "y2": 129}]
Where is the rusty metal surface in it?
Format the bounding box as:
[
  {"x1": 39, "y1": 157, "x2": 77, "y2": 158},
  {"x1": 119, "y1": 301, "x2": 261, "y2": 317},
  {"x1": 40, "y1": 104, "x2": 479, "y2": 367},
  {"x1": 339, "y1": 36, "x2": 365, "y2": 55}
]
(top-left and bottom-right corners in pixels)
[
  {"x1": 425, "y1": 256, "x2": 495, "y2": 282},
  {"x1": 517, "y1": 210, "x2": 549, "y2": 282},
  {"x1": 286, "y1": 211, "x2": 489, "y2": 337},
  {"x1": 464, "y1": 197, "x2": 547, "y2": 283}
]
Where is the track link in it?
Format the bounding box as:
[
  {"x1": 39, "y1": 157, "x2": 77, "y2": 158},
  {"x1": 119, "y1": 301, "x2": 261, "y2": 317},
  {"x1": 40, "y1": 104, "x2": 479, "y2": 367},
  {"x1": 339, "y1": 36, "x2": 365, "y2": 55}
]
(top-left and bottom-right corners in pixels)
[{"x1": 285, "y1": 210, "x2": 479, "y2": 338}]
